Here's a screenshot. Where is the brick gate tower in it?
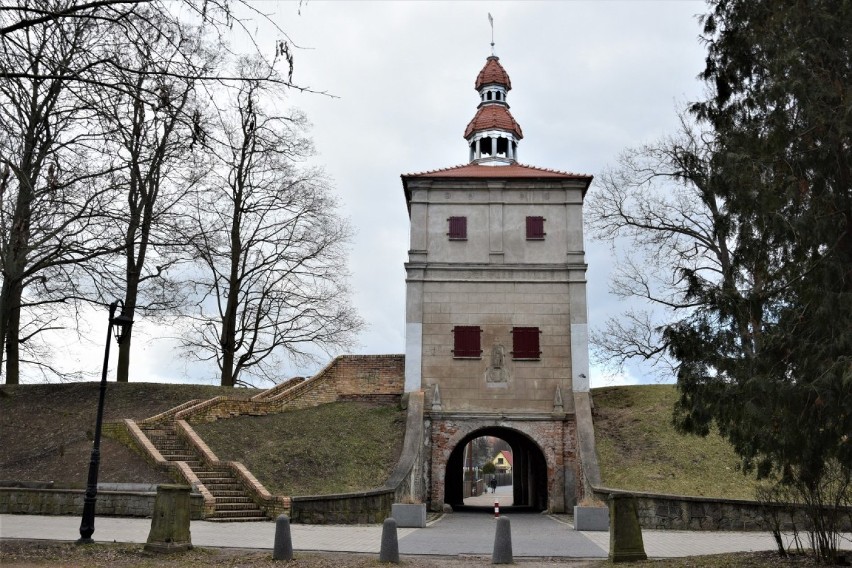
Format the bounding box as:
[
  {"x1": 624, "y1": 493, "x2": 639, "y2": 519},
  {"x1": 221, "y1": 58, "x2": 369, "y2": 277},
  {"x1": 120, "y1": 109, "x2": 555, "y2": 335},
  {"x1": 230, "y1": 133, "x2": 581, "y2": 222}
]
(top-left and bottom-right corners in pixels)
[{"x1": 402, "y1": 51, "x2": 601, "y2": 513}]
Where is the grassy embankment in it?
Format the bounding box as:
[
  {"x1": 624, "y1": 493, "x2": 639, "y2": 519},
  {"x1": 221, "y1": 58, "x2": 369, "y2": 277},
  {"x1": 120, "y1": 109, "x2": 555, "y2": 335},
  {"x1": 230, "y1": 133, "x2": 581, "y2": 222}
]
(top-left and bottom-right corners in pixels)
[{"x1": 593, "y1": 384, "x2": 759, "y2": 499}]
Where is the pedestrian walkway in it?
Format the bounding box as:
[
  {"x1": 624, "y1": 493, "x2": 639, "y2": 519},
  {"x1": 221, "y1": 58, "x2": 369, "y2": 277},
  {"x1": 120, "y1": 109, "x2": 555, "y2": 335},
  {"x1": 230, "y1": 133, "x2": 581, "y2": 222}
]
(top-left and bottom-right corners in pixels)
[
  {"x1": 464, "y1": 483, "x2": 513, "y2": 507},
  {"x1": 401, "y1": 512, "x2": 604, "y2": 557},
  {"x1": 4, "y1": 512, "x2": 838, "y2": 559}
]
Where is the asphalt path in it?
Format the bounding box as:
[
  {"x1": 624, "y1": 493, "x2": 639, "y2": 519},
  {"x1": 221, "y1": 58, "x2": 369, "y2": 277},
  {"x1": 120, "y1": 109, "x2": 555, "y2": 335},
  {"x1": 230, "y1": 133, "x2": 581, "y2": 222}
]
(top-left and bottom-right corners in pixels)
[{"x1": 400, "y1": 512, "x2": 605, "y2": 557}]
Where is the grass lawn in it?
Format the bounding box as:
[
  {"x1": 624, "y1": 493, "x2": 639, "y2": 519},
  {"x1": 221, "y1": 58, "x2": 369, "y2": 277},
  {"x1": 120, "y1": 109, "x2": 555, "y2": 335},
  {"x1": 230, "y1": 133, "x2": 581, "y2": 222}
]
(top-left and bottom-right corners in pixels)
[
  {"x1": 193, "y1": 401, "x2": 406, "y2": 496},
  {"x1": 592, "y1": 384, "x2": 759, "y2": 499},
  {"x1": 0, "y1": 382, "x2": 260, "y2": 487}
]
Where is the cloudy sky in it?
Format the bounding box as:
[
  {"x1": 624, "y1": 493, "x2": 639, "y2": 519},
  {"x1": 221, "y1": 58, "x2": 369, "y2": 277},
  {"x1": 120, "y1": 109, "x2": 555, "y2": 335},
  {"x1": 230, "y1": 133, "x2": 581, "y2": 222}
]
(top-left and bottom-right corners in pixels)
[{"x1": 50, "y1": 1, "x2": 710, "y2": 387}]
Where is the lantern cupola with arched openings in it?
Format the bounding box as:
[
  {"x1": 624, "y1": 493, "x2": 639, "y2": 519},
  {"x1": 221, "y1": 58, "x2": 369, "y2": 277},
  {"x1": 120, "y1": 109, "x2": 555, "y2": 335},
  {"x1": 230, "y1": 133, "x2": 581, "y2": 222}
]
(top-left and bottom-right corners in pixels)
[{"x1": 464, "y1": 55, "x2": 523, "y2": 165}]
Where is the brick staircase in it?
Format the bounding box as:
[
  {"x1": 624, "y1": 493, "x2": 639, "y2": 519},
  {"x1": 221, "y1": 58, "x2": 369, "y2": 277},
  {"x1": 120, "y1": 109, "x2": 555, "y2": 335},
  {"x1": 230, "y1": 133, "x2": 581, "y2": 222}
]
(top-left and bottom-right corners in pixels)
[{"x1": 142, "y1": 423, "x2": 266, "y2": 522}]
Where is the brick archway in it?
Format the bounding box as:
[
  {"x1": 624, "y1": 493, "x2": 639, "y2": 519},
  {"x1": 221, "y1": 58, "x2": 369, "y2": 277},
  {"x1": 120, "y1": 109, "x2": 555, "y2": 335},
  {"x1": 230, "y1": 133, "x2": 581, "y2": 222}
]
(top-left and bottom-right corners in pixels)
[
  {"x1": 429, "y1": 417, "x2": 575, "y2": 512},
  {"x1": 444, "y1": 427, "x2": 548, "y2": 510}
]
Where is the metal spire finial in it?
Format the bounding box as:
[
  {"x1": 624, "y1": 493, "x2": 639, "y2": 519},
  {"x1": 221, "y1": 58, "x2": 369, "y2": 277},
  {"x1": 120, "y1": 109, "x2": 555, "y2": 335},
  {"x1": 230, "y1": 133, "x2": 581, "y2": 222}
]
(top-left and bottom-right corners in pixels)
[{"x1": 488, "y1": 13, "x2": 495, "y2": 56}]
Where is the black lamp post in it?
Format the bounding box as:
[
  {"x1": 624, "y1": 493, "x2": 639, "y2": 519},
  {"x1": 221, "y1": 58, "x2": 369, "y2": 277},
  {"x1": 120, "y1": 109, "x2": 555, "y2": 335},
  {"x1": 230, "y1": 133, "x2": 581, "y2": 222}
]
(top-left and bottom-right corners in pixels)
[{"x1": 77, "y1": 300, "x2": 133, "y2": 545}]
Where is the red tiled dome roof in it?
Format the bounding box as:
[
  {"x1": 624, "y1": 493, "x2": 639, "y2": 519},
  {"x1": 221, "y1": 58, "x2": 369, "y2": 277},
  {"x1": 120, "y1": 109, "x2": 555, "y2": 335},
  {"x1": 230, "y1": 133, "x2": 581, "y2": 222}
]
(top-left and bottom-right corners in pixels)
[
  {"x1": 475, "y1": 56, "x2": 511, "y2": 90},
  {"x1": 464, "y1": 105, "x2": 523, "y2": 139}
]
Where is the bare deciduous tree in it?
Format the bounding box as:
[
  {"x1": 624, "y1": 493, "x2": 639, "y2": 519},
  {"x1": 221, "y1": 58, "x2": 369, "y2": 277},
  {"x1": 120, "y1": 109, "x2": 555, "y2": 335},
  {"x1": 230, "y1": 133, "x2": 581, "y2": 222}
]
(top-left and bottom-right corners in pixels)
[
  {"x1": 93, "y1": 8, "x2": 215, "y2": 382},
  {"x1": 1, "y1": 0, "x2": 311, "y2": 94},
  {"x1": 585, "y1": 115, "x2": 735, "y2": 379},
  {"x1": 0, "y1": 8, "x2": 122, "y2": 384},
  {"x1": 182, "y1": 72, "x2": 363, "y2": 387}
]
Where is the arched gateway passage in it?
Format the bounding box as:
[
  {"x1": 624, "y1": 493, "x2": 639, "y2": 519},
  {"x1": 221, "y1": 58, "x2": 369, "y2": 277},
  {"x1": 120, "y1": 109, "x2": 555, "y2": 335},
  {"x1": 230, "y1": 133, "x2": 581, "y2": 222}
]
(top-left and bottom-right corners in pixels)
[{"x1": 444, "y1": 427, "x2": 548, "y2": 511}]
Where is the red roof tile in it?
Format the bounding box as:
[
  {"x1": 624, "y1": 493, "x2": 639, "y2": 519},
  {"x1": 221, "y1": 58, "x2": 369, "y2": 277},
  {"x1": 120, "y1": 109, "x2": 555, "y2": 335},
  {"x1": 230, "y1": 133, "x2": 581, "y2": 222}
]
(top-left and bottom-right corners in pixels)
[
  {"x1": 475, "y1": 56, "x2": 511, "y2": 90},
  {"x1": 403, "y1": 162, "x2": 593, "y2": 181},
  {"x1": 464, "y1": 105, "x2": 523, "y2": 139}
]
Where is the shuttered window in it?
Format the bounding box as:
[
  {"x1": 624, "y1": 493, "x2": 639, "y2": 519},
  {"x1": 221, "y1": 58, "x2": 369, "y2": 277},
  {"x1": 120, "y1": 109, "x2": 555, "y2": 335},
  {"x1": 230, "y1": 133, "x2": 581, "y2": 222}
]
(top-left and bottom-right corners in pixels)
[
  {"x1": 448, "y1": 216, "x2": 467, "y2": 240},
  {"x1": 512, "y1": 327, "x2": 541, "y2": 360},
  {"x1": 452, "y1": 326, "x2": 482, "y2": 358},
  {"x1": 526, "y1": 216, "x2": 546, "y2": 240}
]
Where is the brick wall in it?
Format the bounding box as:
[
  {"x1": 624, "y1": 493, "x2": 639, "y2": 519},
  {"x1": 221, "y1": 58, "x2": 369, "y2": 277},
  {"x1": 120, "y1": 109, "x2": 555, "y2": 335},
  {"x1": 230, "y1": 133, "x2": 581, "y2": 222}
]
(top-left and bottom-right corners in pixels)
[{"x1": 159, "y1": 355, "x2": 405, "y2": 424}]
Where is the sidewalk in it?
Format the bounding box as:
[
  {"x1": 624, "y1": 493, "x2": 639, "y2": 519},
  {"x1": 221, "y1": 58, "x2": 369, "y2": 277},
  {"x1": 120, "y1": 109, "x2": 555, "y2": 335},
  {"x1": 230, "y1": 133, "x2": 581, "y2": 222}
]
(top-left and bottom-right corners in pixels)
[
  {"x1": 4, "y1": 512, "x2": 838, "y2": 558},
  {"x1": 464, "y1": 483, "x2": 513, "y2": 507}
]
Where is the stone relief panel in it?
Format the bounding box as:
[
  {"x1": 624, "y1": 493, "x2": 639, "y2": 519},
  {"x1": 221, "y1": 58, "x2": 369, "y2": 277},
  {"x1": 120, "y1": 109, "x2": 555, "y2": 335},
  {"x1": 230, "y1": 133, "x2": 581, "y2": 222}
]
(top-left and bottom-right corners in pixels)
[{"x1": 485, "y1": 343, "x2": 510, "y2": 385}]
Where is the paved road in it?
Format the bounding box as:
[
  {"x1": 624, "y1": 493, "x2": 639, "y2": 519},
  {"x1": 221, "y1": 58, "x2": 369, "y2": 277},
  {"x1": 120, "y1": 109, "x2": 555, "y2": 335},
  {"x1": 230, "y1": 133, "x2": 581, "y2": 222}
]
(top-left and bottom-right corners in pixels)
[
  {"x1": 2, "y1": 512, "x2": 833, "y2": 559},
  {"x1": 464, "y1": 483, "x2": 513, "y2": 507},
  {"x1": 400, "y1": 512, "x2": 604, "y2": 557}
]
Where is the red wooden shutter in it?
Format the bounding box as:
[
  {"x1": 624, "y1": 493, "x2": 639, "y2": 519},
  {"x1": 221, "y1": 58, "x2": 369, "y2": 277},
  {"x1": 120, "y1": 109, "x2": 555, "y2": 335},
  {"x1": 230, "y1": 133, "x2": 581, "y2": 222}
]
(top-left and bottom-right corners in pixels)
[
  {"x1": 512, "y1": 327, "x2": 541, "y2": 359},
  {"x1": 448, "y1": 216, "x2": 467, "y2": 240},
  {"x1": 526, "y1": 216, "x2": 546, "y2": 240},
  {"x1": 453, "y1": 326, "x2": 481, "y2": 357}
]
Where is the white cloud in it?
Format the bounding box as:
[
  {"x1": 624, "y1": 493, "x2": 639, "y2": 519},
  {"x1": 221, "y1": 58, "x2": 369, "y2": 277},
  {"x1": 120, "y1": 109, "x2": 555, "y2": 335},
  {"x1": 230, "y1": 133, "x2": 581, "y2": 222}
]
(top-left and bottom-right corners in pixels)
[{"x1": 19, "y1": 1, "x2": 708, "y2": 386}]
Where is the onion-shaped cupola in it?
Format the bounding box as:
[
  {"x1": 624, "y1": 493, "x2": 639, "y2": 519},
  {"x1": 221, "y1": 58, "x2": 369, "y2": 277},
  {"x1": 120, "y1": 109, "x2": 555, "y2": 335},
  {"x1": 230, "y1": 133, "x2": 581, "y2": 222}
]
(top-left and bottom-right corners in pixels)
[{"x1": 464, "y1": 55, "x2": 523, "y2": 165}]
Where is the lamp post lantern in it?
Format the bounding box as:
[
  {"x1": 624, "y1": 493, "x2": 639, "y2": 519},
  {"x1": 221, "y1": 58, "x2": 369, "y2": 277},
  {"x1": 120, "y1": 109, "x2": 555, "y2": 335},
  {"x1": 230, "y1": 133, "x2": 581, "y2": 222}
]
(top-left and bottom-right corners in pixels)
[{"x1": 77, "y1": 300, "x2": 133, "y2": 544}]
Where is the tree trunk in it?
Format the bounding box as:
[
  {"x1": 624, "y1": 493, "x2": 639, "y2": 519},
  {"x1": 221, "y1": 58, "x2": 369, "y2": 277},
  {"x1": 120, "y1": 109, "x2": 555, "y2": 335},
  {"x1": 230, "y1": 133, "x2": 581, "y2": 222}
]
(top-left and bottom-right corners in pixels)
[
  {"x1": 219, "y1": 253, "x2": 240, "y2": 387},
  {"x1": 115, "y1": 283, "x2": 138, "y2": 383},
  {"x1": 1, "y1": 181, "x2": 32, "y2": 386},
  {"x1": 4, "y1": 288, "x2": 21, "y2": 385},
  {"x1": 0, "y1": 278, "x2": 23, "y2": 385},
  {"x1": 116, "y1": 210, "x2": 144, "y2": 382}
]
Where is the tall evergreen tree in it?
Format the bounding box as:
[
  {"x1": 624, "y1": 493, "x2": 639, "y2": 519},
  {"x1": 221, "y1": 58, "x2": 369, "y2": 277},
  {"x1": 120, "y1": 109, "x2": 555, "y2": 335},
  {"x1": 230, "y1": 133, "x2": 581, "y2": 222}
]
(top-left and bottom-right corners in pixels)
[
  {"x1": 588, "y1": 4, "x2": 850, "y2": 558},
  {"x1": 587, "y1": 1, "x2": 850, "y2": 558},
  {"x1": 670, "y1": 0, "x2": 852, "y2": 479}
]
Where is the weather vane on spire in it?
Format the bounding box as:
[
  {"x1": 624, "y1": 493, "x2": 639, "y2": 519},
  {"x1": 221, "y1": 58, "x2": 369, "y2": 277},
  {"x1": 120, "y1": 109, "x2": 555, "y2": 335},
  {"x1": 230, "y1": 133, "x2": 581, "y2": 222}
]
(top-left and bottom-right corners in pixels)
[{"x1": 488, "y1": 13, "x2": 495, "y2": 56}]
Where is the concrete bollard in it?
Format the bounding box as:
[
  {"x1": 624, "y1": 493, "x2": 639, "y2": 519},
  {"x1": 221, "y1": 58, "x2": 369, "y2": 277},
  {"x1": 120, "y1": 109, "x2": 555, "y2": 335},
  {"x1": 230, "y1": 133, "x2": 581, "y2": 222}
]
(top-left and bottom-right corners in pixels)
[
  {"x1": 272, "y1": 514, "x2": 293, "y2": 561},
  {"x1": 144, "y1": 484, "x2": 192, "y2": 553},
  {"x1": 379, "y1": 517, "x2": 400, "y2": 563},
  {"x1": 492, "y1": 516, "x2": 513, "y2": 564},
  {"x1": 608, "y1": 493, "x2": 647, "y2": 563}
]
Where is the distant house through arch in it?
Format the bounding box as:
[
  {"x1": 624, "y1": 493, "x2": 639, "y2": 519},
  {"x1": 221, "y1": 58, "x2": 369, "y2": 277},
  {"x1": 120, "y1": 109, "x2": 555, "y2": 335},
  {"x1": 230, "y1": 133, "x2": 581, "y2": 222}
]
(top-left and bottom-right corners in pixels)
[{"x1": 443, "y1": 426, "x2": 548, "y2": 511}]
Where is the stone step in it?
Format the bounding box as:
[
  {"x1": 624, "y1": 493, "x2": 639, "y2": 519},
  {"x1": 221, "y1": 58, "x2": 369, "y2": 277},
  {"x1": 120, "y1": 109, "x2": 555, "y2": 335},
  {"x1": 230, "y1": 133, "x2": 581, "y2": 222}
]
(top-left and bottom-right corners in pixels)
[
  {"x1": 214, "y1": 496, "x2": 254, "y2": 504},
  {"x1": 145, "y1": 432, "x2": 178, "y2": 444},
  {"x1": 154, "y1": 440, "x2": 189, "y2": 448},
  {"x1": 211, "y1": 510, "x2": 265, "y2": 519},
  {"x1": 160, "y1": 452, "x2": 196, "y2": 460},
  {"x1": 157, "y1": 448, "x2": 192, "y2": 456},
  {"x1": 161, "y1": 458, "x2": 197, "y2": 464},
  {"x1": 198, "y1": 477, "x2": 242, "y2": 487},
  {"x1": 152, "y1": 442, "x2": 189, "y2": 451},
  {"x1": 196, "y1": 475, "x2": 236, "y2": 483},
  {"x1": 208, "y1": 490, "x2": 245, "y2": 498},
  {"x1": 205, "y1": 483, "x2": 242, "y2": 492},
  {"x1": 215, "y1": 502, "x2": 264, "y2": 512},
  {"x1": 193, "y1": 471, "x2": 234, "y2": 480},
  {"x1": 158, "y1": 449, "x2": 195, "y2": 456},
  {"x1": 196, "y1": 464, "x2": 234, "y2": 477},
  {"x1": 142, "y1": 426, "x2": 176, "y2": 436},
  {"x1": 206, "y1": 516, "x2": 269, "y2": 523}
]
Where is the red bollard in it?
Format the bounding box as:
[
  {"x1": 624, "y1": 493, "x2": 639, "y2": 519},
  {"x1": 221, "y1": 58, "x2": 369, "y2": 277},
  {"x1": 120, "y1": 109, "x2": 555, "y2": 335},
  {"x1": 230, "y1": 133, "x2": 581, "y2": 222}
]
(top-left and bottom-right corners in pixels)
[{"x1": 494, "y1": 499, "x2": 500, "y2": 518}]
